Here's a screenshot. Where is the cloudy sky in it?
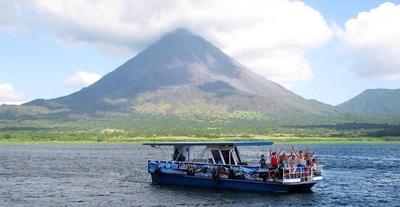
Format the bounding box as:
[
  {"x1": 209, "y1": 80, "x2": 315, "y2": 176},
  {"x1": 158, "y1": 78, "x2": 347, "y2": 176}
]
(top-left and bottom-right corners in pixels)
[{"x1": 1, "y1": 0, "x2": 399, "y2": 105}]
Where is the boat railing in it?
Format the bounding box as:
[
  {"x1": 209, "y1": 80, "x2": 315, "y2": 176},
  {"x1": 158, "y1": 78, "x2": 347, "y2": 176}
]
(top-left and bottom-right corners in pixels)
[{"x1": 280, "y1": 165, "x2": 323, "y2": 183}]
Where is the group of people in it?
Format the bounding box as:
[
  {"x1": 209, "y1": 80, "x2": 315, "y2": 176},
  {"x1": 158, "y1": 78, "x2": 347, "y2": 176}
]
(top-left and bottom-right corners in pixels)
[{"x1": 259, "y1": 146, "x2": 318, "y2": 179}]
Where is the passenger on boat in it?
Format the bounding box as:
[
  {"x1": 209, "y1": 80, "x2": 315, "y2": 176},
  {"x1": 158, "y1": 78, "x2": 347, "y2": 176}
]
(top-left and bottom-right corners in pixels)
[
  {"x1": 305, "y1": 151, "x2": 315, "y2": 166},
  {"x1": 281, "y1": 153, "x2": 289, "y2": 169},
  {"x1": 290, "y1": 147, "x2": 305, "y2": 180},
  {"x1": 289, "y1": 154, "x2": 296, "y2": 176},
  {"x1": 311, "y1": 158, "x2": 321, "y2": 176},
  {"x1": 291, "y1": 147, "x2": 307, "y2": 168},
  {"x1": 259, "y1": 154, "x2": 267, "y2": 169},
  {"x1": 268, "y1": 149, "x2": 281, "y2": 181},
  {"x1": 268, "y1": 149, "x2": 280, "y2": 169},
  {"x1": 278, "y1": 153, "x2": 289, "y2": 178},
  {"x1": 310, "y1": 158, "x2": 317, "y2": 169}
]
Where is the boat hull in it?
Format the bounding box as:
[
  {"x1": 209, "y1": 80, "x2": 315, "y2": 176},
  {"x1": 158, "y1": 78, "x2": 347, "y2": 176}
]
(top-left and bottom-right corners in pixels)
[{"x1": 151, "y1": 173, "x2": 316, "y2": 193}]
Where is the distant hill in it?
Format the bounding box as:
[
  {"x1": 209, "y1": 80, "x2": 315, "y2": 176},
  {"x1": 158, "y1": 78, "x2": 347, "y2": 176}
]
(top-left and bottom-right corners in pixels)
[
  {"x1": 20, "y1": 28, "x2": 334, "y2": 120},
  {"x1": 337, "y1": 89, "x2": 400, "y2": 116}
]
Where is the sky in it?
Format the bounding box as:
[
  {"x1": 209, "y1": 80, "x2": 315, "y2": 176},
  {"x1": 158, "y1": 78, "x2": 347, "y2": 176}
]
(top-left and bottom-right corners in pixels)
[{"x1": 0, "y1": 0, "x2": 400, "y2": 106}]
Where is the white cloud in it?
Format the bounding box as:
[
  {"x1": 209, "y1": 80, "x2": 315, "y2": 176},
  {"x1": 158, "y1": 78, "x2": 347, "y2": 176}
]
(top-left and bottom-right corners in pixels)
[
  {"x1": 2, "y1": 0, "x2": 333, "y2": 87},
  {"x1": 240, "y1": 48, "x2": 313, "y2": 87},
  {"x1": 0, "y1": 83, "x2": 24, "y2": 105},
  {"x1": 338, "y1": 2, "x2": 400, "y2": 80},
  {"x1": 65, "y1": 70, "x2": 102, "y2": 87},
  {"x1": 0, "y1": 0, "x2": 28, "y2": 34}
]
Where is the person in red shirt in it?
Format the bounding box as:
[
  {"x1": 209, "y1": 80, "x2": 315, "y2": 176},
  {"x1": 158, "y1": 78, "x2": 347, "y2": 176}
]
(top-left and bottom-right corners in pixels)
[
  {"x1": 268, "y1": 149, "x2": 282, "y2": 169},
  {"x1": 268, "y1": 149, "x2": 282, "y2": 181},
  {"x1": 270, "y1": 152, "x2": 278, "y2": 168}
]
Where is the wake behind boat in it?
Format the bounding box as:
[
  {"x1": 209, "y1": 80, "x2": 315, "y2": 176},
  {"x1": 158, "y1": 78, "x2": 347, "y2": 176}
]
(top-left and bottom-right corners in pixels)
[{"x1": 143, "y1": 141, "x2": 323, "y2": 193}]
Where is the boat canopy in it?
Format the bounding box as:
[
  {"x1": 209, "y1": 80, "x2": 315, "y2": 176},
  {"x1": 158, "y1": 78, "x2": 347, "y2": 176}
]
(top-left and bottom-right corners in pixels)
[{"x1": 142, "y1": 141, "x2": 273, "y2": 147}]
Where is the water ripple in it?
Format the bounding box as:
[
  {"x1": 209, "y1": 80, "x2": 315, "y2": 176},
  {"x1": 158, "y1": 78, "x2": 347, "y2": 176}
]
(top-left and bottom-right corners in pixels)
[{"x1": 0, "y1": 143, "x2": 399, "y2": 206}]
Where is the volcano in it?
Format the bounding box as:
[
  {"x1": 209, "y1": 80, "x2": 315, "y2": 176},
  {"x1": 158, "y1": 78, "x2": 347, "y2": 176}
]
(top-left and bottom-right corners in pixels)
[{"x1": 26, "y1": 28, "x2": 333, "y2": 118}]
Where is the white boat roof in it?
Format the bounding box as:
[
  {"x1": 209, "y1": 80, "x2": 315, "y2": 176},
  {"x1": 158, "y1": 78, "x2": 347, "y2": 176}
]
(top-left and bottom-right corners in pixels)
[{"x1": 142, "y1": 141, "x2": 273, "y2": 147}]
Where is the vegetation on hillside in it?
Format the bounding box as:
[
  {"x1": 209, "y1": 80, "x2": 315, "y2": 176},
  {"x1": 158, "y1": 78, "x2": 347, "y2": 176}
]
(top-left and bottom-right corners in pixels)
[
  {"x1": 1, "y1": 114, "x2": 400, "y2": 143},
  {"x1": 337, "y1": 88, "x2": 400, "y2": 116}
]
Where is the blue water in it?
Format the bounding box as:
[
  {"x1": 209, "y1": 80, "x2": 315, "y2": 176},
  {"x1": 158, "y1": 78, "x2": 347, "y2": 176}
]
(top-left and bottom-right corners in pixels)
[{"x1": 0, "y1": 143, "x2": 399, "y2": 206}]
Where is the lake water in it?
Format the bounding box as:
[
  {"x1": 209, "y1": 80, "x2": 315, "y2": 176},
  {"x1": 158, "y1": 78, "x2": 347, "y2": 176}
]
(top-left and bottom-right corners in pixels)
[{"x1": 0, "y1": 143, "x2": 399, "y2": 206}]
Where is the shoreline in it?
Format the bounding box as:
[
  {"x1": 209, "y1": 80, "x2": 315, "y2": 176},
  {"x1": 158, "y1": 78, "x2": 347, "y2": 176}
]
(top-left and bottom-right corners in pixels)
[{"x1": 0, "y1": 136, "x2": 399, "y2": 144}]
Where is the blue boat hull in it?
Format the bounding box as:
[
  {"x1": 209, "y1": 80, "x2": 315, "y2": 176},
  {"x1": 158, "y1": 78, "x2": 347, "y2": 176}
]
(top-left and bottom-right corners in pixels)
[{"x1": 151, "y1": 173, "x2": 316, "y2": 193}]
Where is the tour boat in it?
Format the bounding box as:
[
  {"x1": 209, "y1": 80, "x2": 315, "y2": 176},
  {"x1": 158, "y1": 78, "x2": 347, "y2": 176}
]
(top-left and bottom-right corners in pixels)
[{"x1": 143, "y1": 141, "x2": 323, "y2": 193}]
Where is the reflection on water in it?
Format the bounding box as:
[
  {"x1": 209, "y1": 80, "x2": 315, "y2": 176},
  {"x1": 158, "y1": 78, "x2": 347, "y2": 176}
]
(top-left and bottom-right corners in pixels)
[{"x1": 0, "y1": 143, "x2": 399, "y2": 206}]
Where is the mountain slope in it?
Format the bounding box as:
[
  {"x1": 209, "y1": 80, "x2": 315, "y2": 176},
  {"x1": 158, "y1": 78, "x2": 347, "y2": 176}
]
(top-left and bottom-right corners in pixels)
[
  {"x1": 337, "y1": 89, "x2": 400, "y2": 116},
  {"x1": 25, "y1": 28, "x2": 334, "y2": 119}
]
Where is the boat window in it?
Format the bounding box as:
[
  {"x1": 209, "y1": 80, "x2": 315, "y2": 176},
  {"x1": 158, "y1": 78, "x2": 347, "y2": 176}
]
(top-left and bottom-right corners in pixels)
[
  {"x1": 211, "y1": 150, "x2": 223, "y2": 164},
  {"x1": 221, "y1": 150, "x2": 234, "y2": 165}
]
